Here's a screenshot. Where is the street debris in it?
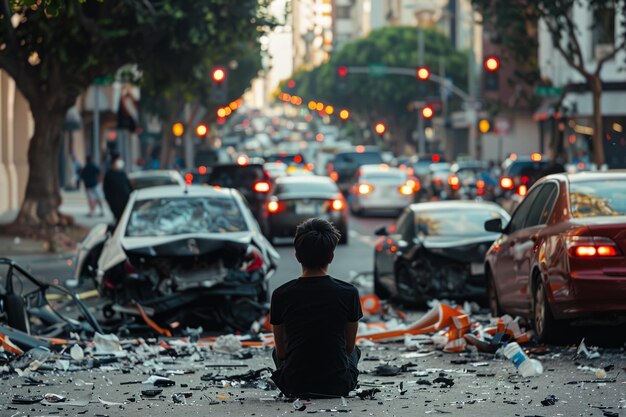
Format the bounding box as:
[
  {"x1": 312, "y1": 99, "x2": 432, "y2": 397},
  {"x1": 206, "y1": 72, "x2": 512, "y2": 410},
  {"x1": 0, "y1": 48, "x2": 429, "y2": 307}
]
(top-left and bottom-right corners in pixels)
[{"x1": 541, "y1": 394, "x2": 559, "y2": 406}]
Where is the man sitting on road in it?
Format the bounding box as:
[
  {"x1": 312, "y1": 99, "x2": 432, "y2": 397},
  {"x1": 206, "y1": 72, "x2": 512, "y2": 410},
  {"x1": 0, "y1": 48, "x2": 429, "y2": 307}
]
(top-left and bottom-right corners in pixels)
[{"x1": 270, "y1": 218, "x2": 362, "y2": 397}]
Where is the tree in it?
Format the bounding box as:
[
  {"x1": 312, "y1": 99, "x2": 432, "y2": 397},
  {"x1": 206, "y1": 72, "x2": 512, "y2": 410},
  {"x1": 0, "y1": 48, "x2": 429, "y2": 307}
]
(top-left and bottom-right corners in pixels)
[
  {"x1": 472, "y1": 0, "x2": 626, "y2": 165},
  {"x1": 287, "y1": 27, "x2": 469, "y2": 152},
  {"x1": 0, "y1": 0, "x2": 270, "y2": 229}
]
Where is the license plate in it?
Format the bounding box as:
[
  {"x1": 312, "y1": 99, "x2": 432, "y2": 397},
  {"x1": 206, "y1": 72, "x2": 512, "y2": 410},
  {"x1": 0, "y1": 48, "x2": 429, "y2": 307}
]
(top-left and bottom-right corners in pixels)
[
  {"x1": 470, "y1": 263, "x2": 485, "y2": 275},
  {"x1": 295, "y1": 203, "x2": 317, "y2": 215}
]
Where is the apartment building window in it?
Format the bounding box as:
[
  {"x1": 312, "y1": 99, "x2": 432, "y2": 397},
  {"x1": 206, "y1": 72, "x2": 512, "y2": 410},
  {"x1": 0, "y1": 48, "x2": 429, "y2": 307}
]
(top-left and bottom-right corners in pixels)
[
  {"x1": 336, "y1": 6, "x2": 351, "y2": 19},
  {"x1": 592, "y1": 5, "x2": 615, "y2": 60}
]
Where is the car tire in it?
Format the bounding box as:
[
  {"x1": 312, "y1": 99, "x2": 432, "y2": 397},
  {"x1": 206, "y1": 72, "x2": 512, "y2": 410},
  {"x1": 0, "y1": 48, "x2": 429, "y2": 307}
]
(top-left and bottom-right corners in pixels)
[
  {"x1": 373, "y1": 267, "x2": 391, "y2": 300},
  {"x1": 533, "y1": 277, "x2": 563, "y2": 343},
  {"x1": 339, "y1": 228, "x2": 349, "y2": 245},
  {"x1": 487, "y1": 269, "x2": 502, "y2": 317},
  {"x1": 5, "y1": 293, "x2": 30, "y2": 333}
]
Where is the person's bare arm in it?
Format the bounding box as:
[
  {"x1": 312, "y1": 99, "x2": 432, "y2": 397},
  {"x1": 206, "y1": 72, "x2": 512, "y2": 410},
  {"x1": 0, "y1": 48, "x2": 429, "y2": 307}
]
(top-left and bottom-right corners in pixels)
[
  {"x1": 273, "y1": 324, "x2": 288, "y2": 360},
  {"x1": 345, "y1": 321, "x2": 359, "y2": 354}
]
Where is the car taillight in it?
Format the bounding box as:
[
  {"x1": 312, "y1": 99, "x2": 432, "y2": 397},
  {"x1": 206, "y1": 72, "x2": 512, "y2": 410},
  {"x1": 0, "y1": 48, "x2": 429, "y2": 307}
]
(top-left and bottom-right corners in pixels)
[
  {"x1": 406, "y1": 178, "x2": 420, "y2": 192},
  {"x1": 566, "y1": 236, "x2": 621, "y2": 258},
  {"x1": 407, "y1": 167, "x2": 415, "y2": 176},
  {"x1": 398, "y1": 184, "x2": 414, "y2": 195},
  {"x1": 331, "y1": 199, "x2": 344, "y2": 211},
  {"x1": 358, "y1": 183, "x2": 373, "y2": 194},
  {"x1": 448, "y1": 175, "x2": 460, "y2": 190},
  {"x1": 184, "y1": 173, "x2": 193, "y2": 185},
  {"x1": 517, "y1": 184, "x2": 528, "y2": 196},
  {"x1": 330, "y1": 171, "x2": 338, "y2": 182},
  {"x1": 500, "y1": 177, "x2": 514, "y2": 190},
  {"x1": 253, "y1": 181, "x2": 270, "y2": 193},
  {"x1": 244, "y1": 246, "x2": 264, "y2": 272},
  {"x1": 124, "y1": 260, "x2": 137, "y2": 275},
  {"x1": 476, "y1": 180, "x2": 485, "y2": 189},
  {"x1": 267, "y1": 200, "x2": 284, "y2": 213}
]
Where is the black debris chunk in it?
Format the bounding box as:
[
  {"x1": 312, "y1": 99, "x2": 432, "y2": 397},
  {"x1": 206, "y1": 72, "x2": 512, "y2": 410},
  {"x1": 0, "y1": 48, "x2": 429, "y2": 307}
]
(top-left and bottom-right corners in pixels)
[
  {"x1": 416, "y1": 379, "x2": 432, "y2": 386},
  {"x1": 540, "y1": 395, "x2": 558, "y2": 406},
  {"x1": 374, "y1": 364, "x2": 401, "y2": 376},
  {"x1": 141, "y1": 389, "x2": 163, "y2": 397},
  {"x1": 356, "y1": 388, "x2": 381, "y2": 400},
  {"x1": 433, "y1": 376, "x2": 454, "y2": 388}
]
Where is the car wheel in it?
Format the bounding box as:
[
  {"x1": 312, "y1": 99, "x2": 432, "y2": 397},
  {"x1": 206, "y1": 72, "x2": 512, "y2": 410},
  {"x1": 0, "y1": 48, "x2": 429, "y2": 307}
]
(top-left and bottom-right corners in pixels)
[
  {"x1": 533, "y1": 278, "x2": 562, "y2": 343},
  {"x1": 373, "y1": 267, "x2": 391, "y2": 300},
  {"x1": 487, "y1": 269, "x2": 502, "y2": 317},
  {"x1": 339, "y1": 228, "x2": 349, "y2": 245}
]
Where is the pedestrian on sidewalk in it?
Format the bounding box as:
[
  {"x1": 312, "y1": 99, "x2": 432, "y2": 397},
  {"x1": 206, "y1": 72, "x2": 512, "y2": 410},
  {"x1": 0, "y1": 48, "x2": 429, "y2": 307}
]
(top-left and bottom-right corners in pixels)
[
  {"x1": 270, "y1": 218, "x2": 362, "y2": 398},
  {"x1": 103, "y1": 153, "x2": 132, "y2": 222},
  {"x1": 80, "y1": 155, "x2": 105, "y2": 217}
]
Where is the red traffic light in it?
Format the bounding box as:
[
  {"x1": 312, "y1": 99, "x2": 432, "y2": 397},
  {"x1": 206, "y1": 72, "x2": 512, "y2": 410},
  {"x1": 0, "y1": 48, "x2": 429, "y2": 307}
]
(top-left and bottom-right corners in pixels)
[
  {"x1": 416, "y1": 67, "x2": 430, "y2": 80},
  {"x1": 195, "y1": 124, "x2": 208, "y2": 137},
  {"x1": 212, "y1": 67, "x2": 226, "y2": 82},
  {"x1": 287, "y1": 79, "x2": 296, "y2": 89},
  {"x1": 337, "y1": 66, "x2": 348, "y2": 78},
  {"x1": 422, "y1": 106, "x2": 434, "y2": 119},
  {"x1": 484, "y1": 56, "x2": 500, "y2": 72},
  {"x1": 374, "y1": 123, "x2": 386, "y2": 135}
]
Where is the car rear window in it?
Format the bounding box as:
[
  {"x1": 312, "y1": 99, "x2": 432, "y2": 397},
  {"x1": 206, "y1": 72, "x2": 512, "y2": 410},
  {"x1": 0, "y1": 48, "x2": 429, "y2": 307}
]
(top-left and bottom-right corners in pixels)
[
  {"x1": 334, "y1": 152, "x2": 383, "y2": 166},
  {"x1": 414, "y1": 208, "x2": 507, "y2": 237},
  {"x1": 126, "y1": 197, "x2": 247, "y2": 237},
  {"x1": 506, "y1": 161, "x2": 550, "y2": 177},
  {"x1": 275, "y1": 180, "x2": 338, "y2": 195},
  {"x1": 569, "y1": 180, "x2": 626, "y2": 218},
  {"x1": 265, "y1": 154, "x2": 305, "y2": 165},
  {"x1": 131, "y1": 177, "x2": 179, "y2": 189},
  {"x1": 208, "y1": 165, "x2": 266, "y2": 188},
  {"x1": 361, "y1": 171, "x2": 406, "y2": 182}
]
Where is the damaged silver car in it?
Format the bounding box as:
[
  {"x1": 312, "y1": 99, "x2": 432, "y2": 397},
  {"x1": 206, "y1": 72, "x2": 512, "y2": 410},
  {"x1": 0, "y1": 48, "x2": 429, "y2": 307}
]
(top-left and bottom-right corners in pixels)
[
  {"x1": 373, "y1": 201, "x2": 509, "y2": 305},
  {"x1": 77, "y1": 185, "x2": 279, "y2": 332}
]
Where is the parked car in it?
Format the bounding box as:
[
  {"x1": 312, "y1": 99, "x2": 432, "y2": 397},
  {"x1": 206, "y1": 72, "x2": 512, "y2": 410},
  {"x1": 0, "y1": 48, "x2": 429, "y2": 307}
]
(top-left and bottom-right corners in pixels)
[
  {"x1": 484, "y1": 172, "x2": 626, "y2": 342},
  {"x1": 93, "y1": 185, "x2": 279, "y2": 331},
  {"x1": 327, "y1": 146, "x2": 384, "y2": 193},
  {"x1": 264, "y1": 175, "x2": 348, "y2": 244},
  {"x1": 373, "y1": 201, "x2": 509, "y2": 304},
  {"x1": 128, "y1": 170, "x2": 185, "y2": 189},
  {"x1": 349, "y1": 164, "x2": 418, "y2": 216},
  {"x1": 207, "y1": 163, "x2": 273, "y2": 229}
]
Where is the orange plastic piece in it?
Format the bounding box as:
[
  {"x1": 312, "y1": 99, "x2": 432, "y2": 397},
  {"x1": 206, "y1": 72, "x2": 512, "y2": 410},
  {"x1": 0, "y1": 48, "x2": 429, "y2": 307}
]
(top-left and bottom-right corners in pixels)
[{"x1": 132, "y1": 302, "x2": 172, "y2": 337}]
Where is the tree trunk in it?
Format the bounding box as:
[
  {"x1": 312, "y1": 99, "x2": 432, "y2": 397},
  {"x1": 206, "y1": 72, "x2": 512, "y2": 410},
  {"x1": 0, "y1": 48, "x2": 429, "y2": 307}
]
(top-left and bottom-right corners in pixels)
[
  {"x1": 589, "y1": 75, "x2": 605, "y2": 167},
  {"x1": 14, "y1": 105, "x2": 70, "y2": 227}
]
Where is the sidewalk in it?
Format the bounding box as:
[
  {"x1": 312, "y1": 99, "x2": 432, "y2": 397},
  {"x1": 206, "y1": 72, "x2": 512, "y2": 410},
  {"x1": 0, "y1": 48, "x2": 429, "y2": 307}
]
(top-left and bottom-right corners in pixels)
[{"x1": 0, "y1": 189, "x2": 114, "y2": 256}]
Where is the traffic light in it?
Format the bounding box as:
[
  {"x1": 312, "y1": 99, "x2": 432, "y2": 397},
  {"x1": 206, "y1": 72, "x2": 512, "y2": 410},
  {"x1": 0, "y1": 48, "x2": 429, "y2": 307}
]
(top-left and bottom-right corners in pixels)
[
  {"x1": 484, "y1": 56, "x2": 499, "y2": 91},
  {"x1": 195, "y1": 123, "x2": 208, "y2": 137},
  {"x1": 416, "y1": 66, "x2": 430, "y2": 80},
  {"x1": 210, "y1": 66, "x2": 228, "y2": 103},
  {"x1": 478, "y1": 118, "x2": 492, "y2": 133},
  {"x1": 374, "y1": 122, "x2": 386, "y2": 135},
  {"x1": 421, "y1": 105, "x2": 434, "y2": 119},
  {"x1": 336, "y1": 65, "x2": 348, "y2": 92},
  {"x1": 339, "y1": 109, "x2": 350, "y2": 120},
  {"x1": 172, "y1": 122, "x2": 184, "y2": 137}
]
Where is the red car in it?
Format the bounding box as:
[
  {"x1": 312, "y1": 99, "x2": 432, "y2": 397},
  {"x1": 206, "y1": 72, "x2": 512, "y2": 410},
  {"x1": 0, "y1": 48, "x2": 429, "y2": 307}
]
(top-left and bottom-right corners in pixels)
[{"x1": 484, "y1": 172, "x2": 626, "y2": 342}]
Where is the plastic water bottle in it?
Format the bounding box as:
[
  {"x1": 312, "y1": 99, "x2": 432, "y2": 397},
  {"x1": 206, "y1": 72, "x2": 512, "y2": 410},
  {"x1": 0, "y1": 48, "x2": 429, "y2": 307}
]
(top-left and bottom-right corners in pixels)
[{"x1": 502, "y1": 342, "x2": 543, "y2": 377}]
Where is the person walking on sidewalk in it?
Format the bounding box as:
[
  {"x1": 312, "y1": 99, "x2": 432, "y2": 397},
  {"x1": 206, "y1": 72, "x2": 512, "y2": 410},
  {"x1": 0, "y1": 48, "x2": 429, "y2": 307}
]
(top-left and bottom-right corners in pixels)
[
  {"x1": 270, "y1": 218, "x2": 362, "y2": 397},
  {"x1": 103, "y1": 153, "x2": 132, "y2": 222},
  {"x1": 80, "y1": 155, "x2": 105, "y2": 217}
]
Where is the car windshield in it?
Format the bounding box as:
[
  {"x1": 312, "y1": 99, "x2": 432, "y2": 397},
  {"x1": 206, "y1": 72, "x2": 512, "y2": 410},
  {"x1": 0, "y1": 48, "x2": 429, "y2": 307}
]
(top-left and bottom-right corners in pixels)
[
  {"x1": 208, "y1": 166, "x2": 265, "y2": 188},
  {"x1": 276, "y1": 180, "x2": 337, "y2": 194},
  {"x1": 131, "y1": 177, "x2": 179, "y2": 189},
  {"x1": 569, "y1": 180, "x2": 626, "y2": 218},
  {"x1": 335, "y1": 152, "x2": 383, "y2": 166},
  {"x1": 414, "y1": 208, "x2": 506, "y2": 237},
  {"x1": 125, "y1": 196, "x2": 247, "y2": 237}
]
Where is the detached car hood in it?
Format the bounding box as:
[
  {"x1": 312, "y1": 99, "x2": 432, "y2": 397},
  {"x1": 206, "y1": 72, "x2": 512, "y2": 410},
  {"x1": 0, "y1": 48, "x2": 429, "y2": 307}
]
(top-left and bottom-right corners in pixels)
[{"x1": 121, "y1": 232, "x2": 252, "y2": 255}]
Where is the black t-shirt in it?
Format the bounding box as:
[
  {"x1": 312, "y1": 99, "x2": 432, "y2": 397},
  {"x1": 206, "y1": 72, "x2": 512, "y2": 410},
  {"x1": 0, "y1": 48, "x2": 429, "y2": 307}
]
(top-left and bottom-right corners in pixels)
[{"x1": 270, "y1": 275, "x2": 363, "y2": 396}]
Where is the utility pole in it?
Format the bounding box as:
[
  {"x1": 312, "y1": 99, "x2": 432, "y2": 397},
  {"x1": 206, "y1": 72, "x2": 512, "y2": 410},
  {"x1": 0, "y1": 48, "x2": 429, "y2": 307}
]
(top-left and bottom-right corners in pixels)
[
  {"x1": 439, "y1": 56, "x2": 449, "y2": 158},
  {"x1": 183, "y1": 103, "x2": 193, "y2": 170},
  {"x1": 466, "y1": 8, "x2": 479, "y2": 159},
  {"x1": 417, "y1": 27, "x2": 425, "y2": 155},
  {"x1": 93, "y1": 85, "x2": 100, "y2": 165}
]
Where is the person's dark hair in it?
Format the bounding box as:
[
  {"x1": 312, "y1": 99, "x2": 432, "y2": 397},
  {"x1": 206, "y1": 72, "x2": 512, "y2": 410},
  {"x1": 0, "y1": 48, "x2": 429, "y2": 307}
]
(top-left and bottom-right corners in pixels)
[
  {"x1": 86, "y1": 155, "x2": 93, "y2": 163},
  {"x1": 294, "y1": 218, "x2": 341, "y2": 269}
]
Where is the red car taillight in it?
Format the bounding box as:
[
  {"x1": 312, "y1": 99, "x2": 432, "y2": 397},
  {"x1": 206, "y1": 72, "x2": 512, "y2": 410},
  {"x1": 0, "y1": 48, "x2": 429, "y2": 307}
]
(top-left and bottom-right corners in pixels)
[
  {"x1": 566, "y1": 236, "x2": 621, "y2": 258},
  {"x1": 500, "y1": 177, "x2": 514, "y2": 190},
  {"x1": 330, "y1": 199, "x2": 344, "y2": 211},
  {"x1": 253, "y1": 181, "x2": 271, "y2": 193},
  {"x1": 267, "y1": 200, "x2": 285, "y2": 214},
  {"x1": 517, "y1": 184, "x2": 528, "y2": 196},
  {"x1": 244, "y1": 246, "x2": 264, "y2": 272}
]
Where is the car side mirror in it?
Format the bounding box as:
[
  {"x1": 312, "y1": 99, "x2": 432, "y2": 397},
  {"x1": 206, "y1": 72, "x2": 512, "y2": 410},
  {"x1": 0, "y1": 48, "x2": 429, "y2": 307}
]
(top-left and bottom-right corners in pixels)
[
  {"x1": 374, "y1": 226, "x2": 388, "y2": 236},
  {"x1": 484, "y1": 218, "x2": 503, "y2": 234}
]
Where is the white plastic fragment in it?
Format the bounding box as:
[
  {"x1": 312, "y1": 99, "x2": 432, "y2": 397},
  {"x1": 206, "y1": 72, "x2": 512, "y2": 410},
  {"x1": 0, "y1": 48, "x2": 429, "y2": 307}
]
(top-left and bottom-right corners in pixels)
[
  {"x1": 577, "y1": 338, "x2": 601, "y2": 359},
  {"x1": 213, "y1": 334, "x2": 242, "y2": 354},
  {"x1": 70, "y1": 344, "x2": 85, "y2": 362},
  {"x1": 94, "y1": 333, "x2": 124, "y2": 354},
  {"x1": 98, "y1": 396, "x2": 124, "y2": 406}
]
